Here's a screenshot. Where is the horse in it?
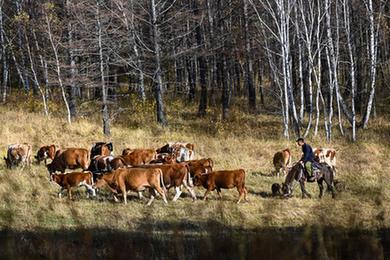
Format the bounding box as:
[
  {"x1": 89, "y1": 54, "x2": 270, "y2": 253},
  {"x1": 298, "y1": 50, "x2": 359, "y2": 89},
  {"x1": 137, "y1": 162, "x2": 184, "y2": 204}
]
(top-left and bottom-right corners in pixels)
[{"x1": 281, "y1": 162, "x2": 335, "y2": 199}]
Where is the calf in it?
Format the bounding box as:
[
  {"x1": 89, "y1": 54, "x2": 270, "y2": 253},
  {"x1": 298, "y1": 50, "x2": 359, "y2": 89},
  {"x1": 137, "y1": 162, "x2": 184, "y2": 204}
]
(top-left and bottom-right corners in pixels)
[
  {"x1": 51, "y1": 171, "x2": 96, "y2": 199},
  {"x1": 47, "y1": 148, "x2": 89, "y2": 174},
  {"x1": 4, "y1": 143, "x2": 32, "y2": 169},
  {"x1": 273, "y1": 148, "x2": 291, "y2": 177},
  {"x1": 138, "y1": 163, "x2": 197, "y2": 201},
  {"x1": 93, "y1": 167, "x2": 168, "y2": 206},
  {"x1": 193, "y1": 169, "x2": 248, "y2": 203},
  {"x1": 35, "y1": 144, "x2": 56, "y2": 165}
]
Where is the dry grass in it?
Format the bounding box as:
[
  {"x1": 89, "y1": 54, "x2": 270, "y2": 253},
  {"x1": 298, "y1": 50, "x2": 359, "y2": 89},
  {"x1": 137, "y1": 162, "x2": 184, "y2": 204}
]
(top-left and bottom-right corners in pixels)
[{"x1": 0, "y1": 98, "x2": 389, "y2": 233}]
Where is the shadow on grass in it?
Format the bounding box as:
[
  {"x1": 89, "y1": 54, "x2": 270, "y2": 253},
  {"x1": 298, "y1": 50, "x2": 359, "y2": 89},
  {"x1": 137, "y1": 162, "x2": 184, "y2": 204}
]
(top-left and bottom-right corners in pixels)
[{"x1": 0, "y1": 224, "x2": 388, "y2": 259}]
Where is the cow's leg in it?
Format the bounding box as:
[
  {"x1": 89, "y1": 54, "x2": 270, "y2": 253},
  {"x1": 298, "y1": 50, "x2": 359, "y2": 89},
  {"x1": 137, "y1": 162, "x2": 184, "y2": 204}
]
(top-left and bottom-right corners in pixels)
[
  {"x1": 203, "y1": 189, "x2": 211, "y2": 201},
  {"x1": 68, "y1": 188, "x2": 72, "y2": 200},
  {"x1": 172, "y1": 186, "x2": 182, "y2": 201},
  {"x1": 244, "y1": 187, "x2": 249, "y2": 202},
  {"x1": 216, "y1": 188, "x2": 222, "y2": 200},
  {"x1": 138, "y1": 191, "x2": 144, "y2": 200},
  {"x1": 147, "y1": 193, "x2": 155, "y2": 206},
  {"x1": 236, "y1": 187, "x2": 244, "y2": 204},
  {"x1": 154, "y1": 187, "x2": 168, "y2": 204},
  {"x1": 121, "y1": 187, "x2": 127, "y2": 204},
  {"x1": 113, "y1": 194, "x2": 119, "y2": 202},
  {"x1": 58, "y1": 187, "x2": 65, "y2": 198},
  {"x1": 183, "y1": 181, "x2": 197, "y2": 201},
  {"x1": 83, "y1": 183, "x2": 96, "y2": 198}
]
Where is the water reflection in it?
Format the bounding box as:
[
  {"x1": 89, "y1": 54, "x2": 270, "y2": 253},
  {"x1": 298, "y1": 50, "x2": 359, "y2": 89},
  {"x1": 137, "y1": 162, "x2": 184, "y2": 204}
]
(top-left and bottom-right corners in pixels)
[{"x1": 0, "y1": 226, "x2": 388, "y2": 259}]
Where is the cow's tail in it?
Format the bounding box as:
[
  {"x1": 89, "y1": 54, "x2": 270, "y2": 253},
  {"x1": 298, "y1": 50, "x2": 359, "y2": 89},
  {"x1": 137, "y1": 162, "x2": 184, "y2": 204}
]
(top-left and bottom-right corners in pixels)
[
  {"x1": 185, "y1": 164, "x2": 193, "y2": 187},
  {"x1": 84, "y1": 151, "x2": 90, "y2": 171},
  {"x1": 159, "y1": 169, "x2": 167, "y2": 194},
  {"x1": 88, "y1": 171, "x2": 94, "y2": 185}
]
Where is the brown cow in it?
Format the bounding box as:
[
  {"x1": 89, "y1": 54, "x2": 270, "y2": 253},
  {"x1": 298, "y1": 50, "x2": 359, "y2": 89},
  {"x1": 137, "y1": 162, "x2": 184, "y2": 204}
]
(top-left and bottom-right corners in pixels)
[
  {"x1": 4, "y1": 143, "x2": 32, "y2": 169},
  {"x1": 120, "y1": 149, "x2": 157, "y2": 166},
  {"x1": 194, "y1": 169, "x2": 248, "y2": 203},
  {"x1": 273, "y1": 148, "x2": 291, "y2": 177},
  {"x1": 51, "y1": 171, "x2": 96, "y2": 199},
  {"x1": 93, "y1": 167, "x2": 168, "y2": 206},
  {"x1": 187, "y1": 158, "x2": 214, "y2": 168},
  {"x1": 137, "y1": 163, "x2": 197, "y2": 201},
  {"x1": 109, "y1": 157, "x2": 127, "y2": 170},
  {"x1": 35, "y1": 144, "x2": 56, "y2": 165},
  {"x1": 47, "y1": 148, "x2": 90, "y2": 174},
  {"x1": 122, "y1": 148, "x2": 134, "y2": 156}
]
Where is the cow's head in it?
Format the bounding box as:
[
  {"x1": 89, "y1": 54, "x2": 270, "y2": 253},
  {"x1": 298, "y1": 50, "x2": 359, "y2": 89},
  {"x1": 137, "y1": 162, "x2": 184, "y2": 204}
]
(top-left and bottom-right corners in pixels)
[
  {"x1": 193, "y1": 172, "x2": 207, "y2": 186},
  {"x1": 93, "y1": 175, "x2": 108, "y2": 190},
  {"x1": 35, "y1": 147, "x2": 48, "y2": 164},
  {"x1": 46, "y1": 163, "x2": 55, "y2": 175}
]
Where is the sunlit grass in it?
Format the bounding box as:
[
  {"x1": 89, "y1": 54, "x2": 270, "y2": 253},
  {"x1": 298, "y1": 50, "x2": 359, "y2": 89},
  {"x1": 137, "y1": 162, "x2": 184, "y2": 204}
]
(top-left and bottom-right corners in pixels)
[{"x1": 0, "y1": 96, "x2": 388, "y2": 232}]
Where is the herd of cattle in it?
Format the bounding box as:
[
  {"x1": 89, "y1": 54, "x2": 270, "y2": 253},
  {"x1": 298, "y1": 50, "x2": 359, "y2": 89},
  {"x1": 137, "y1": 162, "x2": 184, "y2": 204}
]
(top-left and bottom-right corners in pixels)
[
  {"x1": 2, "y1": 142, "x2": 336, "y2": 205},
  {"x1": 3, "y1": 142, "x2": 247, "y2": 205}
]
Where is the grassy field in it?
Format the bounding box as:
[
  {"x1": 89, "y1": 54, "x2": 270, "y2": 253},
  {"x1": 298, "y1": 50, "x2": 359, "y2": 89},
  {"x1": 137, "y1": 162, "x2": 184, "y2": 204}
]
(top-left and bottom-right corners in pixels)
[{"x1": 0, "y1": 98, "x2": 389, "y2": 233}]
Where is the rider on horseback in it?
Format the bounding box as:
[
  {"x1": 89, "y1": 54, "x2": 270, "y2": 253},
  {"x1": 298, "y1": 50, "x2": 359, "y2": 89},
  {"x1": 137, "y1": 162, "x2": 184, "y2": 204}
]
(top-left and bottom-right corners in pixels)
[{"x1": 296, "y1": 138, "x2": 318, "y2": 181}]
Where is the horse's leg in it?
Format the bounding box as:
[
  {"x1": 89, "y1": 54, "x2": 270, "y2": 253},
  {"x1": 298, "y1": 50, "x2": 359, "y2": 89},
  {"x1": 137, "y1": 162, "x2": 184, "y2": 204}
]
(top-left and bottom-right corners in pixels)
[
  {"x1": 318, "y1": 179, "x2": 324, "y2": 199},
  {"x1": 300, "y1": 181, "x2": 311, "y2": 199},
  {"x1": 325, "y1": 176, "x2": 336, "y2": 199}
]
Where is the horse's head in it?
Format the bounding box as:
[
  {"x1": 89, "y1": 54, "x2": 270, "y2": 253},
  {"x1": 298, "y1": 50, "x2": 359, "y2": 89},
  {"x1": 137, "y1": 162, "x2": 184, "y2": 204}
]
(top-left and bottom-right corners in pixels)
[
  {"x1": 282, "y1": 162, "x2": 305, "y2": 197},
  {"x1": 281, "y1": 182, "x2": 292, "y2": 197}
]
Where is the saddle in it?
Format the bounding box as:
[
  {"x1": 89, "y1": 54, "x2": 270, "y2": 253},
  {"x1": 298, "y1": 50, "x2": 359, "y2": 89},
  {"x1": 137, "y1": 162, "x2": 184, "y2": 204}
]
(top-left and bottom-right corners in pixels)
[{"x1": 303, "y1": 162, "x2": 322, "y2": 181}]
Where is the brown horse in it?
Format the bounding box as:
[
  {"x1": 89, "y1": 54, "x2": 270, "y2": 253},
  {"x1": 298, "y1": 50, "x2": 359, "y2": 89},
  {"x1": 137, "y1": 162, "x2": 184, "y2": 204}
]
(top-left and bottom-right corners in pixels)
[{"x1": 281, "y1": 162, "x2": 335, "y2": 199}]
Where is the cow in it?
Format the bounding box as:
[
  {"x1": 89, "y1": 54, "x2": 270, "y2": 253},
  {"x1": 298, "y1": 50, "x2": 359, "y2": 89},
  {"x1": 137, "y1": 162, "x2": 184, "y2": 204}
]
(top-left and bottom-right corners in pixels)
[
  {"x1": 273, "y1": 148, "x2": 291, "y2": 177},
  {"x1": 187, "y1": 158, "x2": 214, "y2": 168},
  {"x1": 149, "y1": 153, "x2": 176, "y2": 164},
  {"x1": 51, "y1": 171, "x2": 96, "y2": 200},
  {"x1": 120, "y1": 149, "x2": 157, "y2": 166},
  {"x1": 93, "y1": 167, "x2": 168, "y2": 206},
  {"x1": 109, "y1": 157, "x2": 127, "y2": 170},
  {"x1": 35, "y1": 144, "x2": 56, "y2": 165},
  {"x1": 193, "y1": 169, "x2": 248, "y2": 204},
  {"x1": 137, "y1": 163, "x2": 197, "y2": 201},
  {"x1": 313, "y1": 148, "x2": 337, "y2": 174},
  {"x1": 88, "y1": 155, "x2": 114, "y2": 174},
  {"x1": 47, "y1": 148, "x2": 90, "y2": 175},
  {"x1": 4, "y1": 143, "x2": 32, "y2": 169},
  {"x1": 157, "y1": 142, "x2": 195, "y2": 162},
  {"x1": 122, "y1": 148, "x2": 134, "y2": 156},
  {"x1": 90, "y1": 142, "x2": 113, "y2": 158}
]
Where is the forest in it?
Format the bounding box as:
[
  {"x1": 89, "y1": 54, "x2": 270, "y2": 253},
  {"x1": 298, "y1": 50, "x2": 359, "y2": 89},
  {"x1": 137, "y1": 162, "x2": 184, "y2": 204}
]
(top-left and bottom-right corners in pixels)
[{"x1": 0, "y1": 0, "x2": 389, "y2": 141}]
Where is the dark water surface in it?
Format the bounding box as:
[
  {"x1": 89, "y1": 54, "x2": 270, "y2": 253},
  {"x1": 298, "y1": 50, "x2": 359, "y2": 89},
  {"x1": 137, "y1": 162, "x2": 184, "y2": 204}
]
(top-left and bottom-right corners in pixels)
[{"x1": 0, "y1": 226, "x2": 389, "y2": 259}]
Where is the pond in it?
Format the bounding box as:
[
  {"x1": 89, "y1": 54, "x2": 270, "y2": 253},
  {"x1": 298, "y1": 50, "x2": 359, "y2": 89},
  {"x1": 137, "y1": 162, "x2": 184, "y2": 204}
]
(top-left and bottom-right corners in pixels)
[{"x1": 0, "y1": 226, "x2": 388, "y2": 259}]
